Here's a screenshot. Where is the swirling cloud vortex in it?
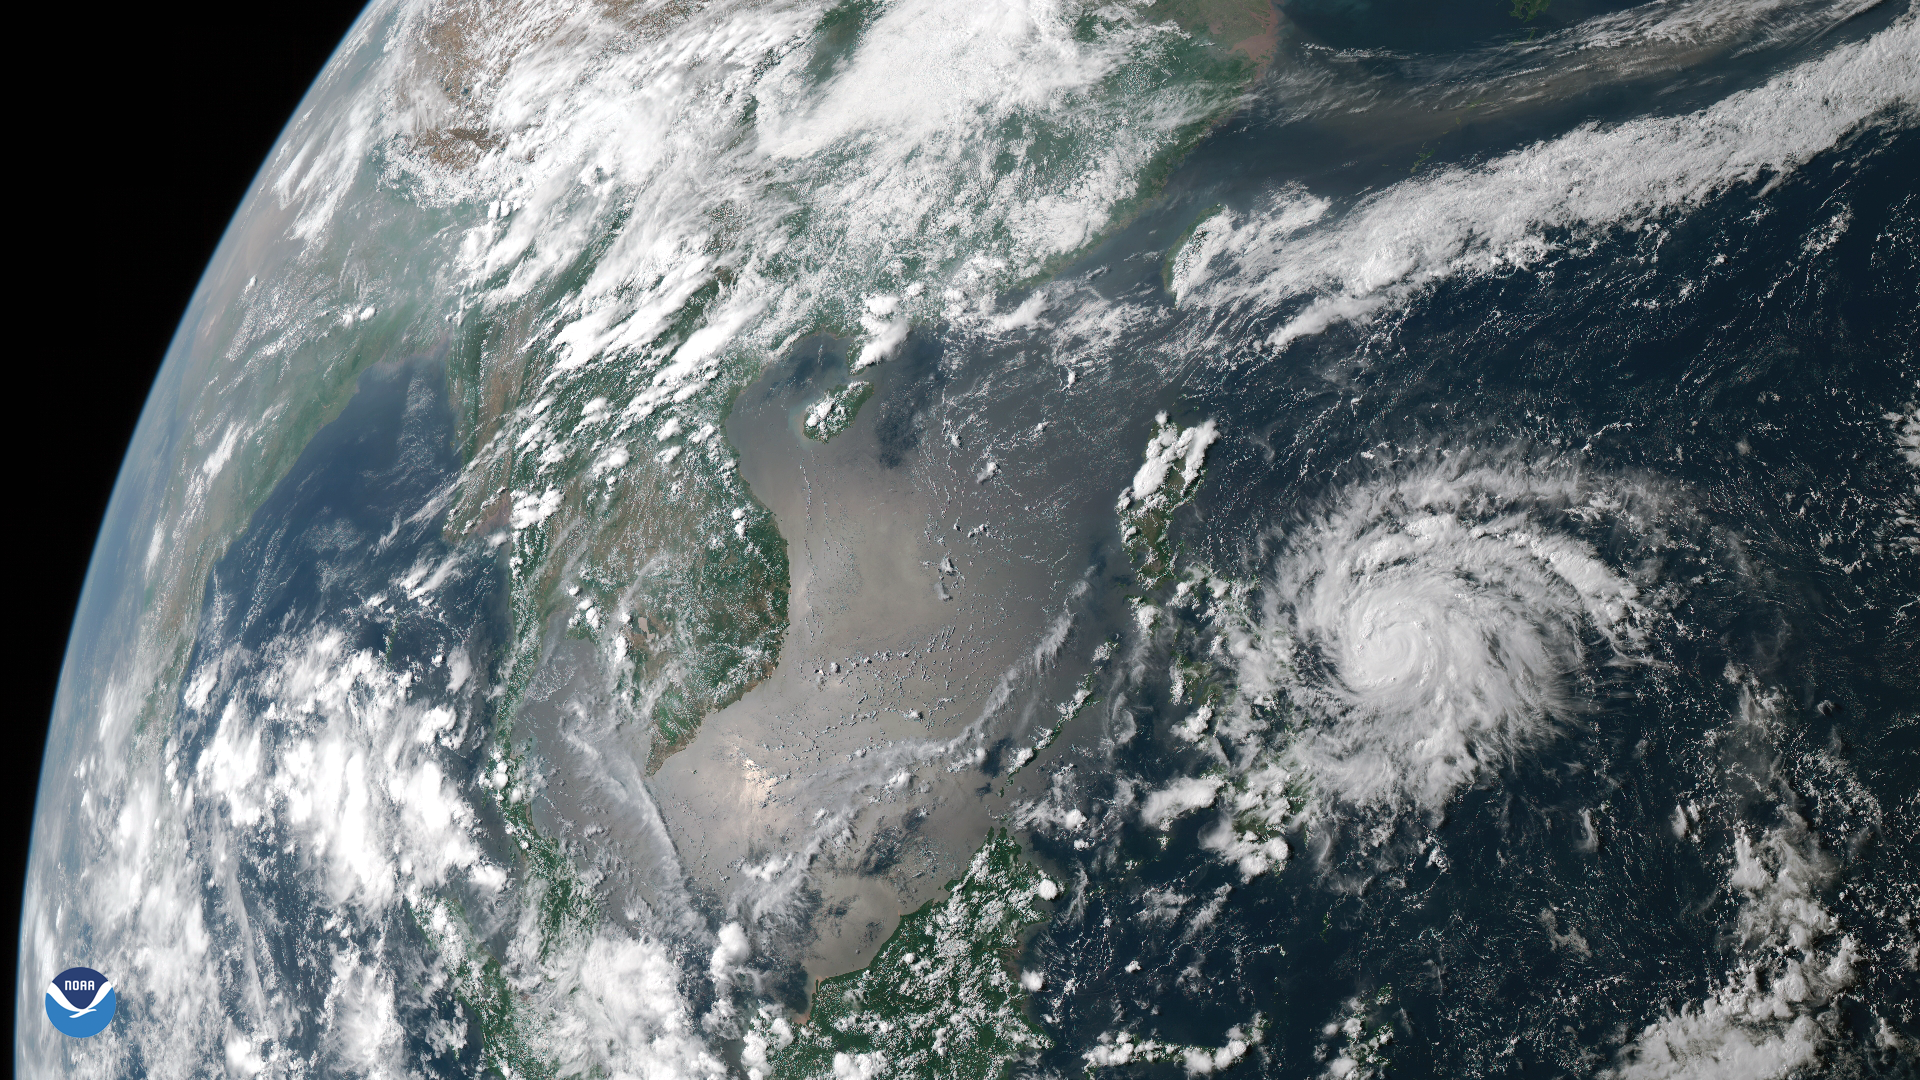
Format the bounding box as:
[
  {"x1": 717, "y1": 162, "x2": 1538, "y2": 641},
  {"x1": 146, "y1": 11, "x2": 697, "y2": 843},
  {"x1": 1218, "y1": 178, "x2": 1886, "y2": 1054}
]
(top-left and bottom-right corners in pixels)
[{"x1": 1257, "y1": 459, "x2": 1649, "y2": 811}]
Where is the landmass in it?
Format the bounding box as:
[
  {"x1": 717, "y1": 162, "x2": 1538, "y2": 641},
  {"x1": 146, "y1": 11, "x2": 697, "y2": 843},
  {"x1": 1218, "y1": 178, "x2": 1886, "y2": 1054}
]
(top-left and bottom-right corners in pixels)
[
  {"x1": 755, "y1": 831, "x2": 1055, "y2": 1080},
  {"x1": 803, "y1": 381, "x2": 874, "y2": 442}
]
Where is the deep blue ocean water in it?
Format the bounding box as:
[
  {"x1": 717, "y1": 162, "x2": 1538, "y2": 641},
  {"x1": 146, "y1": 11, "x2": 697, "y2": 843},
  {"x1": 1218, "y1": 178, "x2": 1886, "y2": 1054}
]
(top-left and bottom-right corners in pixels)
[
  {"x1": 170, "y1": 356, "x2": 505, "y2": 1077},
  {"x1": 1015, "y1": 86, "x2": 1919, "y2": 1080},
  {"x1": 141, "y1": 5, "x2": 1920, "y2": 1075}
]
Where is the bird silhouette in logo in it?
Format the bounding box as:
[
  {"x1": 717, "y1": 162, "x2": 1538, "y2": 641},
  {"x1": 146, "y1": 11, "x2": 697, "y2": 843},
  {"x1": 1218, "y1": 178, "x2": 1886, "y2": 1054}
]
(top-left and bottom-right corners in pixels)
[
  {"x1": 45, "y1": 968, "x2": 116, "y2": 1037},
  {"x1": 46, "y1": 978, "x2": 113, "y2": 1019}
]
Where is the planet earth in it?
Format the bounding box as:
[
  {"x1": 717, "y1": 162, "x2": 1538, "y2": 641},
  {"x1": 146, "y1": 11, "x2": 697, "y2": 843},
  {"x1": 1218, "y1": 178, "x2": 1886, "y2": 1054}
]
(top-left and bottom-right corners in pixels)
[{"x1": 16, "y1": 0, "x2": 1920, "y2": 1077}]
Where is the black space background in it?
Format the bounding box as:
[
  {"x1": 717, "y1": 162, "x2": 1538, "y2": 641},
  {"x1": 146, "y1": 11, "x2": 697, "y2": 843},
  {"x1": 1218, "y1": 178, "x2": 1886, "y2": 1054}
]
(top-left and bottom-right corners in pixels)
[{"x1": 9, "y1": 0, "x2": 371, "y2": 1040}]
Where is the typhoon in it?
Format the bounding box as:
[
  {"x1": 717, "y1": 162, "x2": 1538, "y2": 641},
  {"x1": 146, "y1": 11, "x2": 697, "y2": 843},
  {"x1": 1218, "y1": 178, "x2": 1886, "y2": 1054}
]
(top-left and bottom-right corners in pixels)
[
  {"x1": 1239, "y1": 455, "x2": 1668, "y2": 813},
  {"x1": 17, "y1": 0, "x2": 1920, "y2": 1078}
]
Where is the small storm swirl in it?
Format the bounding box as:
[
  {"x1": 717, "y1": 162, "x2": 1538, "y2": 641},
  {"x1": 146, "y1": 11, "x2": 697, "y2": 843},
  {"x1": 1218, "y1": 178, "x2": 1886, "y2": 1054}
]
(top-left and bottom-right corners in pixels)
[{"x1": 1238, "y1": 454, "x2": 1659, "y2": 812}]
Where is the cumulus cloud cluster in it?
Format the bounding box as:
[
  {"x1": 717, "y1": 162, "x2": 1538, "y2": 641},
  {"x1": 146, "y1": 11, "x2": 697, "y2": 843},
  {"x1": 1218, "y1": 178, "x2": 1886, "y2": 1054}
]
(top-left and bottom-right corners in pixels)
[{"x1": 1609, "y1": 801, "x2": 1856, "y2": 1066}]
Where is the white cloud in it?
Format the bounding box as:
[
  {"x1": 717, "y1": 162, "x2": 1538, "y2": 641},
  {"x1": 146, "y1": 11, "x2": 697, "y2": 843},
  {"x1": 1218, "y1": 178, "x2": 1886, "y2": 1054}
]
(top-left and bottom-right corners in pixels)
[
  {"x1": 1179, "y1": 15, "x2": 1920, "y2": 350},
  {"x1": 1232, "y1": 454, "x2": 1659, "y2": 810}
]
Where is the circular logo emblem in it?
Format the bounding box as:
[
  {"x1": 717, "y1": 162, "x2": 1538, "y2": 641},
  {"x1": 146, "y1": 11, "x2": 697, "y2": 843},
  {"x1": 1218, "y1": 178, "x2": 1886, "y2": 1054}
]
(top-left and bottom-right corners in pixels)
[{"x1": 46, "y1": 966, "x2": 115, "y2": 1037}]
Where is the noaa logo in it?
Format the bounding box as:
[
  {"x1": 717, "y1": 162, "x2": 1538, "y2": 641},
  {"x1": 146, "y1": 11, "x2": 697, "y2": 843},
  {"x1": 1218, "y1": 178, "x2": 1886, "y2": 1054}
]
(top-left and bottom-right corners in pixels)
[{"x1": 46, "y1": 966, "x2": 115, "y2": 1037}]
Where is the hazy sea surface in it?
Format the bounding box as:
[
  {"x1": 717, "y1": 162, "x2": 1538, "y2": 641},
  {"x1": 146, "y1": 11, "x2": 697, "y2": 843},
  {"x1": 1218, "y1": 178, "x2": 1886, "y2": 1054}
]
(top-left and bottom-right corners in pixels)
[{"x1": 21, "y1": 1, "x2": 1919, "y2": 1076}]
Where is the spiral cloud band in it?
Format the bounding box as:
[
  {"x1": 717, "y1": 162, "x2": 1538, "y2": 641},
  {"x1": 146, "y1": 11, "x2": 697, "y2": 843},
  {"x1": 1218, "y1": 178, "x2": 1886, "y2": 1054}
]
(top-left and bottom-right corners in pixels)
[{"x1": 1240, "y1": 457, "x2": 1655, "y2": 812}]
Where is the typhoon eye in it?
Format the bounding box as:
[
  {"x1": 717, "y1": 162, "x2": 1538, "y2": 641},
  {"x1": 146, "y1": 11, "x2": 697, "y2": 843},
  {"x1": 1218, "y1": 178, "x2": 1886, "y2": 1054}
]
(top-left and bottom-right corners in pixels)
[{"x1": 1257, "y1": 458, "x2": 1654, "y2": 811}]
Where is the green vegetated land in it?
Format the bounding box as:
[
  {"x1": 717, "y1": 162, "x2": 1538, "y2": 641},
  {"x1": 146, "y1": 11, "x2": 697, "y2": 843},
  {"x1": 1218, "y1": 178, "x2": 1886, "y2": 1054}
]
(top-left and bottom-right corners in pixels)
[
  {"x1": 804, "y1": 381, "x2": 874, "y2": 442},
  {"x1": 404, "y1": 1, "x2": 1294, "y2": 1067},
  {"x1": 767, "y1": 831, "x2": 1056, "y2": 1079},
  {"x1": 1153, "y1": 0, "x2": 1277, "y2": 56},
  {"x1": 439, "y1": 241, "x2": 791, "y2": 772}
]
